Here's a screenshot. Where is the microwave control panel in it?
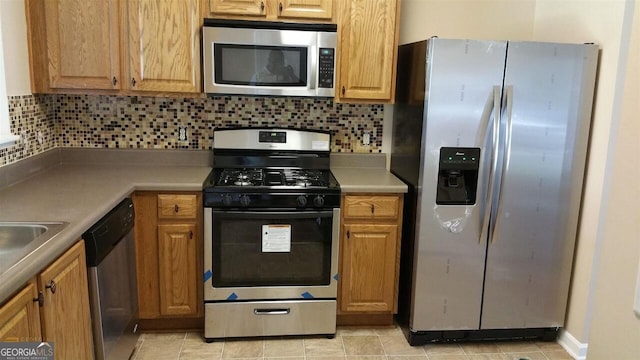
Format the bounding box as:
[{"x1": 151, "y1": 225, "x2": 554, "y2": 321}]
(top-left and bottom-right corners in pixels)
[{"x1": 318, "y1": 48, "x2": 335, "y2": 88}]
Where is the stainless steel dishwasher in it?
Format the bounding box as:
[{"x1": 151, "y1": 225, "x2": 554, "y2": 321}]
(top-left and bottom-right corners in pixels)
[{"x1": 83, "y1": 198, "x2": 139, "y2": 360}]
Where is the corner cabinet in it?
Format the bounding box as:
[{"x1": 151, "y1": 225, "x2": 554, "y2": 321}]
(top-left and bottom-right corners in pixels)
[
  {"x1": 336, "y1": 0, "x2": 401, "y2": 103},
  {"x1": 39, "y1": 0, "x2": 121, "y2": 90},
  {"x1": 338, "y1": 194, "x2": 403, "y2": 325},
  {"x1": 26, "y1": 0, "x2": 202, "y2": 94},
  {"x1": 0, "y1": 241, "x2": 94, "y2": 359},
  {"x1": 133, "y1": 192, "x2": 203, "y2": 328},
  {"x1": 208, "y1": 0, "x2": 333, "y2": 21}
]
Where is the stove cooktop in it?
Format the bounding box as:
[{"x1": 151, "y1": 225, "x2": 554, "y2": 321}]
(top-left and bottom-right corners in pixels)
[{"x1": 203, "y1": 167, "x2": 341, "y2": 209}]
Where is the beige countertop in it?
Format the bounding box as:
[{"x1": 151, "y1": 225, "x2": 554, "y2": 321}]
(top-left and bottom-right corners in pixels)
[
  {"x1": 0, "y1": 149, "x2": 211, "y2": 304},
  {"x1": 0, "y1": 150, "x2": 405, "y2": 304},
  {"x1": 330, "y1": 153, "x2": 408, "y2": 193}
]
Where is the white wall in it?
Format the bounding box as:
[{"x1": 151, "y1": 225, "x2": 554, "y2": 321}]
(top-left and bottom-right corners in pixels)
[
  {"x1": 0, "y1": 0, "x2": 32, "y2": 95},
  {"x1": 532, "y1": 0, "x2": 633, "y2": 351},
  {"x1": 399, "y1": 0, "x2": 535, "y2": 45},
  {"x1": 586, "y1": 3, "x2": 640, "y2": 358}
]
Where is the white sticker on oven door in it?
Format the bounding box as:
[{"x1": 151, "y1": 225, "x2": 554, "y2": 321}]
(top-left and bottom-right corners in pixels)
[
  {"x1": 262, "y1": 224, "x2": 291, "y2": 252},
  {"x1": 311, "y1": 140, "x2": 330, "y2": 151}
]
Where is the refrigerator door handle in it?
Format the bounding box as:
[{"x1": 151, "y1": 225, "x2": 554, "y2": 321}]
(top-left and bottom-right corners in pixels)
[
  {"x1": 490, "y1": 85, "x2": 514, "y2": 244},
  {"x1": 479, "y1": 85, "x2": 502, "y2": 243}
]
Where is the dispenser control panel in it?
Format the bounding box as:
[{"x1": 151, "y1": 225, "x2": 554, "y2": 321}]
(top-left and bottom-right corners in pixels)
[{"x1": 436, "y1": 147, "x2": 480, "y2": 205}]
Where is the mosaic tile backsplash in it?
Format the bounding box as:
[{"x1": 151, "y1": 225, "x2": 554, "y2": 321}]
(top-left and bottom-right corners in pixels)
[{"x1": 1, "y1": 94, "x2": 383, "y2": 166}]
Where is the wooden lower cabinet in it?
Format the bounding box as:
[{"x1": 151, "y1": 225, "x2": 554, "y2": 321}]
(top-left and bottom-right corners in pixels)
[
  {"x1": 0, "y1": 281, "x2": 41, "y2": 342},
  {"x1": 158, "y1": 223, "x2": 198, "y2": 316},
  {"x1": 133, "y1": 191, "x2": 203, "y2": 328},
  {"x1": 0, "y1": 240, "x2": 93, "y2": 359},
  {"x1": 338, "y1": 193, "x2": 403, "y2": 325}
]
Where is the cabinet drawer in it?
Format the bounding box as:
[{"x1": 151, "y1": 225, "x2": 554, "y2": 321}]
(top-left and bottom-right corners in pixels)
[
  {"x1": 343, "y1": 195, "x2": 400, "y2": 219},
  {"x1": 158, "y1": 194, "x2": 198, "y2": 219}
]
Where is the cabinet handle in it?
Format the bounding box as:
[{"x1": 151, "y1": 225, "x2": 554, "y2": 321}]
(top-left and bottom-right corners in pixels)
[
  {"x1": 342, "y1": 86, "x2": 345, "y2": 96},
  {"x1": 371, "y1": 204, "x2": 375, "y2": 214},
  {"x1": 260, "y1": 1, "x2": 264, "y2": 12},
  {"x1": 131, "y1": 77, "x2": 137, "y2": 87},
  {"x1": 174, "y1": 204, "x2": 179, "y2": 213},
  {"x1": 34, "y1": 292, "x2": 44, "y2": 307},
  {"x1": 189, "y1": 230, "x2": 193, "y2": 239},
  {"x1": 346, "y1": 230, "x2": 350, "y2": 239},
  {"x1": 112, "y1": 76, "x2": 117, "y2": 86},
  {"x1": 279, "y1": 2, "x2": 283, "y2": 13},
  {"x1": 45, "y1": 280, "x2": 56, "y2": 294}
]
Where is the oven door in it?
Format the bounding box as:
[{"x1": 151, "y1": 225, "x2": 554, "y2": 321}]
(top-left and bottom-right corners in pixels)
[{"x1": 204, "y1": 207, "x2": 340, "y2": 301}]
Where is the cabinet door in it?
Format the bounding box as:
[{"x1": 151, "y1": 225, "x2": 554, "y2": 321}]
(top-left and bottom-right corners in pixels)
[
  {"x1": 209, "y1": 0, "x2": 266, "y2": 16},
  {"x1": 158, "y1": 223, "x2": 198, "y2": 316},
  {"x1": 278, "y1": 0, "x2": 332, "y2": 20},
  {"x1": 0, "y1": 281, "x2": 41, "y2": 343},
  {"x1": 127, "y1": 0, "x2": 201, "y2": 92},
  {"x1": 337, "y1": 0, "x2": 399, "y2": 102},
  {"x1": 38, "y1": 241, "x2": 93, "y2": 360},
  {"x1": 44, "y1": 0, "x2": 120, "y2": 90},
  {"x1": 340, "y1": 224, "x2": 399, "y2": 312}
]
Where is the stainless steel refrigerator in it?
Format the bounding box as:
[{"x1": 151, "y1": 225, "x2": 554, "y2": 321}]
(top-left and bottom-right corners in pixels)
[{"x1": 390, "y1": 38, "x2": 598, "y2": 344}]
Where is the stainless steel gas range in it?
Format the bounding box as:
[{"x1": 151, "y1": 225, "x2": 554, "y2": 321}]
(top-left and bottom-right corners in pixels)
[{"x1": 202, "y1": 128, "x2": 340, "y2": 341}]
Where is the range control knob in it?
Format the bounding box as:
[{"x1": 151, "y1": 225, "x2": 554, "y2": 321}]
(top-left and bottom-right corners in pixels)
[
  {"x1": 296, "y1": 195, "x2": 308, "y2": 207},
  {"x1": 313, "y1": 195, "x2": 325, "y2": 207},
  {"x1": 222, "y1": 194, "x2": 233, "y2": 206},
  {"x1": 240, "y1": 195, "x2": 251, "y2": 207}
]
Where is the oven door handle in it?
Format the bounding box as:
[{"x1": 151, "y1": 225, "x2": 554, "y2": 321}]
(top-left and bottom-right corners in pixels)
[
  {"x1": 212, "y1": 210, "x2": 334, "y2": 219},
  {"x1": 253, "y1": 308, "x2": 291, "y2": 315}
]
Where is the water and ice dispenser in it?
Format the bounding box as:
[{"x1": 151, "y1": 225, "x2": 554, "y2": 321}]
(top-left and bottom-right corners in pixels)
[{"x1": 436, "y1": 147, "x2": 480, "y2": 205}]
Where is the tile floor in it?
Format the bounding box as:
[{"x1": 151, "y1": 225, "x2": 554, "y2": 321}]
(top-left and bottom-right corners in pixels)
[{"x1": 132, "y1": 325, "x2": 574, "y2": 360}]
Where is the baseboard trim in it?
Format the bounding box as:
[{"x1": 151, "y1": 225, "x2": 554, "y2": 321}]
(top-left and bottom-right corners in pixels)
[{"x1": 558, "y1": 329, "x2": 588, "y2": 360}]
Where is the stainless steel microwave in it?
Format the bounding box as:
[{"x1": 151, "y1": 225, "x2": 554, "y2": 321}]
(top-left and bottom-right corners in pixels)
[{"x1": 202, "y1": 19, "x2": 337, "y2": 98}]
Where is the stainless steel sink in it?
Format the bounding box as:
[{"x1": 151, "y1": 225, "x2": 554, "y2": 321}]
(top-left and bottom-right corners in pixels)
[{"x1": 0, "y1": 222, "x2": 68, "y2": 255}]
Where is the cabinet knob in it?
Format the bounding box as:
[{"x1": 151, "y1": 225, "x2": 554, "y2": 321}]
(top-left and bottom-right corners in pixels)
[
  {"x1": 371, "y1": 204, "x2": 375, "y2": 214},
  {"x1": 342, "y1": 86, "x2": 345, "y2": 96},
  {"x1": 346, "y1": 230, "x2": 350, "y2": 239},
  {"x1": 112, "y1": 77, "x2": 117, "y2": 86},
  {"x1": 279, "y1": 2, "x2": 283, "y2": 13},
  {"x1": 46, "y1": 280, "x2": 56, "y2": 294},
  {"x1": 260, "y1": 1, "x2": 265, "y2": 12},
  {"x1": 189, "y1": 230, "x2": 193, "y2": 239},
  {"x1": 131, "y1": 77, "x2": 137, "y2": 87},
  {"x1": 174, "y1": 204, "x2": 179, "y2": 213}
]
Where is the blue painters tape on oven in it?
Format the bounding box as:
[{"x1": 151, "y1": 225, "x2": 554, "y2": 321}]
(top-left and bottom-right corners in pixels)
[
  {"x1": 301, "y1": 291, "x2": 314, "y2": 299},
  {"x1": 333, "y1": 273, "x2": 339, "y2": 281},
  {"x1": 204, "y1": 270, "x2": 212, "y2": 282},
  {"x1": 227, "y1": 292, "x2": 238, "y2": 300}
]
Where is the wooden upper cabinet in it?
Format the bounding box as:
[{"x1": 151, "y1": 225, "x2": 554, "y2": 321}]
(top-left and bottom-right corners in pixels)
[
  {"x1": 127, "y1": 0, "x2": 201, "y2": 92},
  {"x1": 337, "y1": 0, "x2": 400, "y2": 103},
  {"x1": 209, "y1": 0, "x2": 266, "y2": 16},
  {"x1": 44, "y1": 0, "x2": 121, "y2": 90},
  {"x1": 278, "y1": 0, "x2": 332, "y2": 20},
  {"x1": 208, "y1": 0, "x2": 333, "y2": 21}
]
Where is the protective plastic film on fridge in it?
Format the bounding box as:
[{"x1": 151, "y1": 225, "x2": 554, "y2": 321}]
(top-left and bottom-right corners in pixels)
[{"x1": 391, "y1": 38, "x2": 598, "y2": 344}]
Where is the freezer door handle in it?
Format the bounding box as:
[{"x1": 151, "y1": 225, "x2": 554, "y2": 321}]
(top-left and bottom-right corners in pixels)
[
  {"x1": 479, "y1": 85, "x2": 502, "y2": 243},
  {"x1": 491, "y1": 85, "x2": 514, "y2": 244}
]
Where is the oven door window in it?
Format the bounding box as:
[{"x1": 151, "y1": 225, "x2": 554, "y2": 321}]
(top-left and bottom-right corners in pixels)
[
  {"x1": 214, "y1": 44, "x2": 308, "y2": 87},
  {"x1": 211, "y1": 210, "x2": 332, "y2": 287}
]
